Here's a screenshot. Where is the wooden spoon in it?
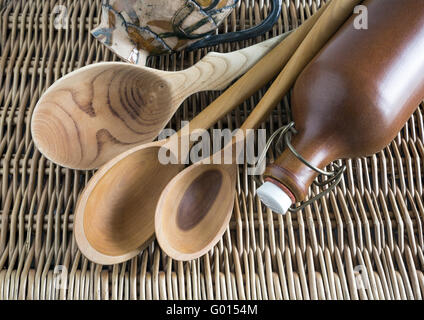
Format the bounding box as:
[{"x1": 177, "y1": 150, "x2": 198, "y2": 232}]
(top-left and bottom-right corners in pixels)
[
  {"x1": 31, "y1": 34, "x2": 290, "y2": 170},
  {"x1": 155, "y1": 0, "x2": 363, "y2": 261},
  {"x1": 73, "y1": 8, "x2": 326, "y2": 265}
]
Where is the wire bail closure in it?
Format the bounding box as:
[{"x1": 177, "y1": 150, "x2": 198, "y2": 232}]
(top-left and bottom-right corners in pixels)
[{"x1": 258, "y1": 122, "x2": 346, "y2": 213}]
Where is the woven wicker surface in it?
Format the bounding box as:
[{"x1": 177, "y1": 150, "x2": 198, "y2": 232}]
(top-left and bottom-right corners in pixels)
[{"x1": 0, "y1": 0, "x2": 423, "y2": 300}]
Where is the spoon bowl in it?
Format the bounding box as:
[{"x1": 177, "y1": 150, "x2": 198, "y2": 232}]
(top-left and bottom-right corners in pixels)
[
  {"x1": 156, "y1": 163, "x2": 237, "y2": 260},
  {"x1": 32, "y1": 63, "x2": 174, "y2": 169},
  {"x1": 74, "y1": 140, "x2": 184, "y2": 264}
]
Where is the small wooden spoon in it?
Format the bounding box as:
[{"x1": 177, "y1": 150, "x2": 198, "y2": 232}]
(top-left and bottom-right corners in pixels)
[
  {"x1": 74, "y1": 9, "x2": 326, "y2": 265},
  {"x1": 31, "y1": 34, "x2": 289, "y2": 170},
  {"x1": 155, "y1": 0, "x2": 362, "y2": 261}
]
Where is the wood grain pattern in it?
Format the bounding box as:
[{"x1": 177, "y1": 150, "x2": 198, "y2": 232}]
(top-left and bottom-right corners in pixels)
[
  {"x1": 155, "y1": 0, "x2": 361, "y2": 262},
  {"x1": 31, "y1": 34, "x2": 287, "y2": 170},
  {"x1": 73, "y1": 9, "x2": 326, "y2": 265}
]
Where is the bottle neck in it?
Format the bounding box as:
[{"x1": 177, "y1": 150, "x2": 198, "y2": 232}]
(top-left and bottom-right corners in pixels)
[{"x1": 264, "y1": 133, "x2": 336, "y2": 201}]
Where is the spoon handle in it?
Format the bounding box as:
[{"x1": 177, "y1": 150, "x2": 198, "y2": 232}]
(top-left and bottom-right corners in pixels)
[
  {"x1": 183, "y1": 2, "x2": 328, "y2": 135},
  {"x1": 169, "y1": 32, "x2": 292, "y2": 103},
  {"x1": 193, "y1": 33, "x2": 292, "y2": 91}
]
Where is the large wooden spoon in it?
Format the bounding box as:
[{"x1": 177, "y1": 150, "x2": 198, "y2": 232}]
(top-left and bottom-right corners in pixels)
[
  {"x1": 73, "y1": 8, "x2": 326, "y2": 265},
  {"x1": 155, "y1": 0, "x2": 363, "y2": 261},
  {"x1": 31, "y1": 34, "x2": 290, "y2": 170}
]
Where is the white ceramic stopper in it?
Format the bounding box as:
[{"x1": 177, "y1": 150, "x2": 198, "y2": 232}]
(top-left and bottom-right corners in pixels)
[{"x1": 257, "y1": 182, "x2": 293, "y2": 215}]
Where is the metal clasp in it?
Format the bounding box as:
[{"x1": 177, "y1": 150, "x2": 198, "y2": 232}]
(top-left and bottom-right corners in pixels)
[{"x1": 258, "y1": 122, "x2": 346, "y2": 213}]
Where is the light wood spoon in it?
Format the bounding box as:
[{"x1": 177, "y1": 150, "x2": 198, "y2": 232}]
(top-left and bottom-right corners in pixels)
[
  {"x1": 73, "y1": 8, "x2": 326, "y2": 265},
  {"x1": 155, "y1": 0, "x2": 363, "y2": 261},
  {"x1": 31, "y1": 34, "x2": 290, "y2": 170}
]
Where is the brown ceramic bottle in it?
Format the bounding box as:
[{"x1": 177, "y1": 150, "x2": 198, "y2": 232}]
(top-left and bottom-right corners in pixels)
[{"x1": 258, "y1": 0, "x2": 424, "y2": 214}]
